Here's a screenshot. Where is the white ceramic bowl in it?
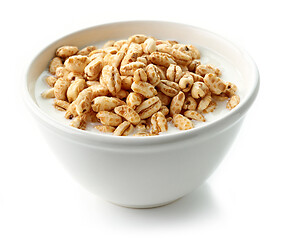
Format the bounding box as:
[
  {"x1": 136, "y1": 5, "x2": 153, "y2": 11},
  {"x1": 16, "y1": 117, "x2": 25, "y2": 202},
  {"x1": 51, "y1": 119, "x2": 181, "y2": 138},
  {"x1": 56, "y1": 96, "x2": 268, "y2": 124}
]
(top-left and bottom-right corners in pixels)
[{"x1": 23, "y1": 21, "x2": 259, "y2": 208}]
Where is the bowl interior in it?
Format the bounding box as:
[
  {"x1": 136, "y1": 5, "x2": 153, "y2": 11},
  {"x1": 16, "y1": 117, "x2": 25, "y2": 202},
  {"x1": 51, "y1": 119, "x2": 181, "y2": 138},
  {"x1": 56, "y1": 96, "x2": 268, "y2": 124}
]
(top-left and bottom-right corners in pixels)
[{"x1": 25, "y1": 21, "x2": 259, "y2": 144}]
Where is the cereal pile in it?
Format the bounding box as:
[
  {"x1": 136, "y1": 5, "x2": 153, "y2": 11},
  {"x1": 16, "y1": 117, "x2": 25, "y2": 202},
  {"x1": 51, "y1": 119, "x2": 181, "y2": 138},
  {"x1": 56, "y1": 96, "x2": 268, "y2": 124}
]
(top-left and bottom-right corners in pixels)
[{"x1": 41, "y1": 34, "x2": 240, "y2": 136}]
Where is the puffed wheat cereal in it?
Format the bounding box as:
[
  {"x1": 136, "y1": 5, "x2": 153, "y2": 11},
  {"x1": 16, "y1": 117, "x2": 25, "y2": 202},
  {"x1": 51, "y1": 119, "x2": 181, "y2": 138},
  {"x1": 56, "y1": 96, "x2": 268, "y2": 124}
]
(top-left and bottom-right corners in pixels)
[
  {"x1": 41, "y1": 88, "x2": 55, "y2": 99},
  {"x1": 203, "y1": 101, "x2": 217, "y2": 113},
  {"x1": 67, "y1": 78, "x2": 85, "y2": 103},
  {"x1": 170, "y1": 91, "x2": 185, "y2": 116},
  {"x1": 41, "y1": 34, "x2": 240, "y2": 135},
  {"x1": 100, "y1": 65, "x2": 121, "y2": 96},
  {"x1": 135, "y1": 96, "x2": 162, "y2": 119},
  {"x1": 184, "y1": 110, "x2": 206, "y2": 122},
  {"x1": 49, "y1": 57, "x2": 63, "y2": 75},
  {"x1": 113, "y1": 121, "x2": 134, "y2": 136},
  {"x1": 151, "y1": 112, "x2": 168, "y2": 134},
  {"x1": 166, "y1": 64, "x2": 183, "y2": 83},
  {"x1": 191, "y1": 82, "x2": 209, "y2": 99},
  {"x1": 157, "y1": 80, "x2": 180, "y2": 97},
  {"x1": 131, "y1": 81, "x2": 157, "y2": 98},
  {"x1": 45, "y1": 76, "x2": 58, "y2": 87},
  {"x1": 94, "y1": 125, "x2": 115, "y2": 133},
  {"x1": 96, "y1": 111, "x2": 123, "y2": 127},
  {"x1": 146, "y1": 64, "x2": 161, "y2": 86},
  {"x1": 203, "y1": 73, "x2": 226, "y2": 95},
  {"x1": 173, "y1": 114, "x2": 194, "y2": 130},
  {"x1": 142, "y1": 38, "x2": 157, "y2": 54},
  {"x1": 149, "y1": 52, "x2": 176, "y2": 67},
  {"x1": 92, "y1": 96, "x2": 125, "y2": 112},
  {"x1": 126, "y1": 92, "x2": 143, "y2": 109},
  {"x1": 196, "y1": 64, "x2": 221, "y2": 77},
  {"x1": 69, "y1": 115, "x2": 87, "y2": 130},
  {"x1": 226, "y1": 95, "x2": 240, "y2": 110},
  {"x1": 53, "y1": 99, "x2": 70, "y2": 111},
  {"x1": 56, "y1": 46, "x2": 79, "y2": 58},
  {"x1": 114, "y1": 105, "x2": 141, "y2": 125},
  {"x1": 64, "y1": 55, "x2": 89, "y2": 74},
  {"x1": 54, "y1": 78, "x2": 71, "y2": 101},
  {"x1": 179, "y1": 72, "x2": 194, "y2": 92},
  {"x1": 133, "y1": 68, "x2": 147, "y2": 83},
  {"x1": 183, "y1": 96, "x2": 197, "y2": 110},
  {"x1": 197, "y1": 93, "x2": 212, "y2": 111}
]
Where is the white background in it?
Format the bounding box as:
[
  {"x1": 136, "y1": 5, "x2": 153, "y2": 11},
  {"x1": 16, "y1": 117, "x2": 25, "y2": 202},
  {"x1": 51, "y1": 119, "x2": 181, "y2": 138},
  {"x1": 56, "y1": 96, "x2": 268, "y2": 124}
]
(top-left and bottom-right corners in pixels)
[{"x1": 1, "y1": 0, "x2": 280, "y2": 239}]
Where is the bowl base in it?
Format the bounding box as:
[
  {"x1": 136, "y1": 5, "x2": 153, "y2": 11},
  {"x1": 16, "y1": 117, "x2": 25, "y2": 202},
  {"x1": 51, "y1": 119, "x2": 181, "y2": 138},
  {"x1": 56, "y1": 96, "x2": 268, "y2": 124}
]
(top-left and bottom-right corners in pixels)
[{"x1": 108, "y1": 197, "x2": 183, "y2": 209}]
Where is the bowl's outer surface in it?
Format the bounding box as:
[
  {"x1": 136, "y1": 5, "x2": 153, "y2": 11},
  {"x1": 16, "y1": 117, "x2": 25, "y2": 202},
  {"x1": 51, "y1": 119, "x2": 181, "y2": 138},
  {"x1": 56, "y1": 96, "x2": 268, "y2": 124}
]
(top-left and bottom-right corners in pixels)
[
  {"x1": 24, "y1": 21, "x2": 259, "y2": 208},
  {"x1": 39, "y1": 115, "x2": 245, "y2": 208}
]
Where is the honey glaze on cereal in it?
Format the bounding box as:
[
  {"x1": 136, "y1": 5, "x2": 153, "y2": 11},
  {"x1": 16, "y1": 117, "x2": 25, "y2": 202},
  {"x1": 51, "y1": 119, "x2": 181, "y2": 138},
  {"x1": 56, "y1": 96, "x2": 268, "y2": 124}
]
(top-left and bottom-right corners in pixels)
[{"x1": 35, "y1": 34, "x2": 244, "y2": 136}]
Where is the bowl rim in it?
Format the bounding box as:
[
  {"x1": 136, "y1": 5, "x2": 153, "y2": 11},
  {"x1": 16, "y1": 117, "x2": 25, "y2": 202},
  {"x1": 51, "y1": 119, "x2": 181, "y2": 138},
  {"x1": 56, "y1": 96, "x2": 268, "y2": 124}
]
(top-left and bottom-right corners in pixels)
[{"x1": 23, "y1": 20, "x2": 260, "y2": 146}]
